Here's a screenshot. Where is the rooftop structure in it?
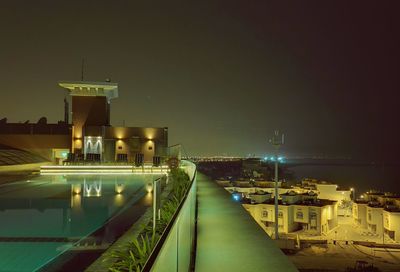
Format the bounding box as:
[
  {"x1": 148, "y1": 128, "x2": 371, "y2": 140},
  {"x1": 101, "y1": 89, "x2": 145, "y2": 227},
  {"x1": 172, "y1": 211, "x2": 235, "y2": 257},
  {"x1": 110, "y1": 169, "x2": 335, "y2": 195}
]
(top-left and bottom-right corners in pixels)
[
  {"x1": 58, "y1": 81, "x2": 118, "y2": 100},
  {"x1": 0, "y1": 80, "x2": 168, "y2": 165}
]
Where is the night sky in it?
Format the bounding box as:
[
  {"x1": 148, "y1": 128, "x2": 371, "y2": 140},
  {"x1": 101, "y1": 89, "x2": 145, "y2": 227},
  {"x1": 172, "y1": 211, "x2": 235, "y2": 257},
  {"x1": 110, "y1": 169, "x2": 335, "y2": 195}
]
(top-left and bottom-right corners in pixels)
[{"x1": 1, "y1": 1, "x2": 399, "y2": 159}]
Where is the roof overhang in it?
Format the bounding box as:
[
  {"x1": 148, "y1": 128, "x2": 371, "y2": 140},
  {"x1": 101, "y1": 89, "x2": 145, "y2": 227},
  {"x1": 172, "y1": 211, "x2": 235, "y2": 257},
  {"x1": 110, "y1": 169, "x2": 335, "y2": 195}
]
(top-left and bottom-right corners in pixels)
[{"x1": 59, "y1": 81, "x2": 118, "y2": 100}]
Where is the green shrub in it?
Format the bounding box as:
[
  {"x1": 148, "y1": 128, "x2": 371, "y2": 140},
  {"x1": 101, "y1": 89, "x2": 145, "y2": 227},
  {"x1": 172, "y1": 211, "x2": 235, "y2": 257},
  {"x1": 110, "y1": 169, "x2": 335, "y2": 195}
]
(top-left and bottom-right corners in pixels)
[{"x1": 109, "y1": 168, "x2": 190, "y2": 271}]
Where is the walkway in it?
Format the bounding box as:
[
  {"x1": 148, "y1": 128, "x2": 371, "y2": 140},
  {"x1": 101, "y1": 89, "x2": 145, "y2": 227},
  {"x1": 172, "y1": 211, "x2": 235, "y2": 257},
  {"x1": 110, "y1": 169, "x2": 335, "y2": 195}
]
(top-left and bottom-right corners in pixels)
[{"x1": 195, "y1": 173, "x2": 298, "y2": 272}]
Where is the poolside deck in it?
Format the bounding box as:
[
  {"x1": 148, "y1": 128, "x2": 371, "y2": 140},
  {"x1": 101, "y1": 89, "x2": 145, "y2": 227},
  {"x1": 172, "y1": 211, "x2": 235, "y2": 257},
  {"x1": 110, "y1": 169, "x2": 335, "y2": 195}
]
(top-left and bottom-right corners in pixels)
[{"x1": 195, "y1": 173, "x2": 298, "y2": 272}]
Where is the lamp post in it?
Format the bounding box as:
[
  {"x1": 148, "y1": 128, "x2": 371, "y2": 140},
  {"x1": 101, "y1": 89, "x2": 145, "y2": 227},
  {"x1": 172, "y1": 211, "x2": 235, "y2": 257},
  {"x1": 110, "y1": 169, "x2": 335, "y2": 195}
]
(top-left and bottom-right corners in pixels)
[
  {"x1": 153, "y1": 178, "x2": 161, "y2": 232},
  {"x1": 269, "y1": 130, "x2": 284, "y2": 240},
  {"x1": 382, "y1": 213, "x2": 384, "y2": 245}
]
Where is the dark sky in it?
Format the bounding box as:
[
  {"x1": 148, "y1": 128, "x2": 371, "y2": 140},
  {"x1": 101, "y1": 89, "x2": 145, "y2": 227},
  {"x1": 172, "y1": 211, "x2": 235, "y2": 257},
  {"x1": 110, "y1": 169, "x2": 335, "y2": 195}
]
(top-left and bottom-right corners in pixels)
[{"x1": 1, "y1": 1, "x2": 399, "y2": 159}]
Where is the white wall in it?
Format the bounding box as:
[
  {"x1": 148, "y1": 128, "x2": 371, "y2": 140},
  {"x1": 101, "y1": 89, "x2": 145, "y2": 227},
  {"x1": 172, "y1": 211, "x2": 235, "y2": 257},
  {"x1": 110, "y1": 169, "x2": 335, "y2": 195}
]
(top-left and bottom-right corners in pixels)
[{"x1": 366, "y1": 206, "x2": 383, "y2": 234}]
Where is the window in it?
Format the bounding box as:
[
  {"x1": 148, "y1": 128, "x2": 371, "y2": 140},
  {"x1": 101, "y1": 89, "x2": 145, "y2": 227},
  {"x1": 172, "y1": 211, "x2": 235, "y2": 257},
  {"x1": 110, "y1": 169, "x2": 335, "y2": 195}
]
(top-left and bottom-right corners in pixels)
[
  {"x1": 148, "y1": 146, "x2": 153, "y2": 150},
  {"x1": 296, "y1": 211, "x2": 304, "y2": 219},
  {"x1": 310, "y1": 212, "x2": 317, "y2": 220},
  {"x1": 368, "y1": 212, "x2": 372, "y2": 221},
  {"x1": 261, "y1": 210, "x2": 268, "y2": 218},
  {"x1": 278, "y1": 211, "x2": 283, "y2": 218}
]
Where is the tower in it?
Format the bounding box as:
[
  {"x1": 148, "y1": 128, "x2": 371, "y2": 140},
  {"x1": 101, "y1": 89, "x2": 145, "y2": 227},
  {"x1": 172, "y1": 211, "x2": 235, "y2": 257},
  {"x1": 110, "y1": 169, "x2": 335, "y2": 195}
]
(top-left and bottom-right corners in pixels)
[{"x1": 58, "y1": 81, "x2": 118, "y2": 154}]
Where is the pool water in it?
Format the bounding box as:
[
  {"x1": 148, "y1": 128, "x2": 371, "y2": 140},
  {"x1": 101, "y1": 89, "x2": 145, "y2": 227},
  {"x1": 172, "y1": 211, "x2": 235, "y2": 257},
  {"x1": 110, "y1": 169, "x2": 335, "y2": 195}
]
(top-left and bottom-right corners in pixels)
[{"x1": 0, "y1": 174, "x2": 158, "y2": 272}]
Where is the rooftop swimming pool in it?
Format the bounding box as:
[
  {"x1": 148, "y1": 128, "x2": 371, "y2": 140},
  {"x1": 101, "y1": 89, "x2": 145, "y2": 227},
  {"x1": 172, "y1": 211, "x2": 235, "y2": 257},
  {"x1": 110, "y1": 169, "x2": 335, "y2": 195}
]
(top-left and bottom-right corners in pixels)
[{"x1": 0, "y1": 173, "x2": 160, "y2": 272}]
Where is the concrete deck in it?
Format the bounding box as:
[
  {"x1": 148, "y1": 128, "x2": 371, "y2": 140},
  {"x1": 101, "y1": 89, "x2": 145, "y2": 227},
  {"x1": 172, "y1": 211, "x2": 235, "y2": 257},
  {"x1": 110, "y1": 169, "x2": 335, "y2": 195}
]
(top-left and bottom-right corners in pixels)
[{"x1": 195, "y1": 173, "x2": 298, "y2": 272}]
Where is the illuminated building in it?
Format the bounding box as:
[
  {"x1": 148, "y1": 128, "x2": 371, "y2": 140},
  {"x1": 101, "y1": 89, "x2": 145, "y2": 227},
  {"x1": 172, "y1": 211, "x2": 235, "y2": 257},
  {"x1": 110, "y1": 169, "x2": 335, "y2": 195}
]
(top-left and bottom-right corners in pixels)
[
  {"x1": 0, "y1": 81, "x2": 168, "y2": 164},
  {"x1": 243, "y1": 191, "x2": 338, "y2": 235},
  {"x1": 300, "y1": 178, "x2": 351, "y2": 202},
  {"x1": 353, "y1": 191, "x2": 400, "y2": 241}
]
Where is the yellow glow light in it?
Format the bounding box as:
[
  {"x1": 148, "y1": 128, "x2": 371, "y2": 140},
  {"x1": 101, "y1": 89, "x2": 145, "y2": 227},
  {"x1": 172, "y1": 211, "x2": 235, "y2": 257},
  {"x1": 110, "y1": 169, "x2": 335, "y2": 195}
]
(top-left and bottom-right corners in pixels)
[
  {"x1": 73, "y1": 185, "x2": 81, "y2": 194},
  {"x1": 115, "y1": 183, "x2": 125, "y2": 194},
  {"x1": 146, "y1": 183, "x2": 153, "y2": 193},
  {"x1": 114, "y1": 194, "x2": 124, "y2": 206}
]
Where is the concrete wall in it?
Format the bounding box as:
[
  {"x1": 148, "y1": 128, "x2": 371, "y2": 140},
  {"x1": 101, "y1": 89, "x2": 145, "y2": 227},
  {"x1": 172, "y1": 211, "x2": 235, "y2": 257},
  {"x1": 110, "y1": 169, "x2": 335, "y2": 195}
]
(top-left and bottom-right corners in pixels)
[
  {"x1": 72, "y1": 96, "x2": 109, "y2": 140},
  {"x1": 316, "y1": 184, "x2": 351, "y2": 202},
  {"x1": 383, "y1": 210, "x2": 400, "y2": 242},
  {"x1": 367, "y1": 206, "x2": 383, "y2": 234},
  {"x1": 353, "y1": 203, "x2": 368, "y2": 228}
]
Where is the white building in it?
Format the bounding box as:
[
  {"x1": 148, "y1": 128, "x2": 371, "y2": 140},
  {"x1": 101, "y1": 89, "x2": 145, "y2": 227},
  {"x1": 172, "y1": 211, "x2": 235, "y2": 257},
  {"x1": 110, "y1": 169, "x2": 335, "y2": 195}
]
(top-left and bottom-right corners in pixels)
[
  {"x1": 352, "y1": 201, "x2": 368, "y2": 228},
  {"x1": 301, "y1": 179, "x2": 351, "y2": 203},
  {"x1": 243, "y1": 191, "x2": 338, "y2": 236},
  {"x1": 225, "y1": 186, "x2": 303, "y2": 199},
  {"x1": 353, "y1": 191, "x2": 400, "y2": 243},
  {"x1": 383, "y1": 208, "x2": 400, "y2": 242},
  {"x1": 366, "y1": 203, "x2": 384, "y2": 234}
]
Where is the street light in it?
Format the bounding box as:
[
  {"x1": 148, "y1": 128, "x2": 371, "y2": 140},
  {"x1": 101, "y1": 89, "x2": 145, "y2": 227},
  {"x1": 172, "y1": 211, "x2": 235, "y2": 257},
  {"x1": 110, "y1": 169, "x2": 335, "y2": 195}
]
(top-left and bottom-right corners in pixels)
[
  {"x1": 269, "y1": 130, "x2": 284, "y2": 240},
  {"x1": 350, "y1": 188, "x2": 355, "y2": 201},
  {"x1": 382, "y1": 213, "x2": 385, "y2": 245}
]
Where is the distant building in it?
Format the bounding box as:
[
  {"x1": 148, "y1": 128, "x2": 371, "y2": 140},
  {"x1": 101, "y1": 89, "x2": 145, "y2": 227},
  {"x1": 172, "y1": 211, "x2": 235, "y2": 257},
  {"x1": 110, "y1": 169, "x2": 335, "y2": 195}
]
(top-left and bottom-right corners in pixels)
[
  {"x1": 353, "y1": 190, "x2": 400, "y2": 242},
  {"x1": 0, "y1": 81, "x2": 168, "y2": 164},
  {"x1": 222, "y1": 177, "x2": 350, "y2": 204},
  {"x1": 300, "y1": 178, "x2": 351, "y2": 203},
  {"x1": 383, "y1": 207, "x2": 400, "y2": 242},
  {"x1": 244, "y1": 191, "x2": 338, "y2": 235}
]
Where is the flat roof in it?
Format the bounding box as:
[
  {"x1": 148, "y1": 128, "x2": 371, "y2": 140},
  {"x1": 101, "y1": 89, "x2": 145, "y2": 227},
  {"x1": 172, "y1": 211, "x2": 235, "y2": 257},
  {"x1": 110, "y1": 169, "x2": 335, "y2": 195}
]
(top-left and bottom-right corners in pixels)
[{"x1": 59, "y1": 81, "x2": 118, "y2": 99}]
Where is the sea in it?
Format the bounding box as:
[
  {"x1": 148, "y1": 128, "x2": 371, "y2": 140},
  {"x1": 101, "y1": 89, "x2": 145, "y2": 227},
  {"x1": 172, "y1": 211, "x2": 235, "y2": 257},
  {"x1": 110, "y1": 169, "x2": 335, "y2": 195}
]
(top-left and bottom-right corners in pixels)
[{"x1": 288, "y1": 164, "x2": 399, "y2": 197}]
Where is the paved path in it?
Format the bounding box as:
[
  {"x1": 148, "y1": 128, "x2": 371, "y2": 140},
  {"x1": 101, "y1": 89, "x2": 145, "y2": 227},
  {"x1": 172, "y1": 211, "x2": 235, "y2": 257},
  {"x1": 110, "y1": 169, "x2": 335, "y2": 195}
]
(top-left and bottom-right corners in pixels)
[{"x1": 195, "y1": 173, "x2": 297, "y2": 272}]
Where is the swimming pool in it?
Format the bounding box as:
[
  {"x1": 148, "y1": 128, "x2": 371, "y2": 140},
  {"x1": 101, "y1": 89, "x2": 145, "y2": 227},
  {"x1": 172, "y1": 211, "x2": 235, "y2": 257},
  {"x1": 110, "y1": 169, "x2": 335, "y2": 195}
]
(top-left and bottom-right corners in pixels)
[{"x1": 0, "y1": 174, "x2": 159, "y2": 272}]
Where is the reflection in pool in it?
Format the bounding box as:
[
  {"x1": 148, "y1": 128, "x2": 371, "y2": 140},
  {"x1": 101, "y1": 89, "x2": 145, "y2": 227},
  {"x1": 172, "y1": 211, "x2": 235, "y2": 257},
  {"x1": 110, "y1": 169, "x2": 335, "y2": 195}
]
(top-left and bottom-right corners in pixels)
[{"x1": 0, "y1": 174, "x2": 160, "y2": 272}]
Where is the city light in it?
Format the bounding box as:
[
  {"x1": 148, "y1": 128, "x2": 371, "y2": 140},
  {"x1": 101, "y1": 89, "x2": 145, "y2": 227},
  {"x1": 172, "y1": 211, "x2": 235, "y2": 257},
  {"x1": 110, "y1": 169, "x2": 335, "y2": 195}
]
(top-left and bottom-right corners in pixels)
[
  {"x1": 232, "y1": 193, "x2": 241, "y2": 202},
  {"x1": 262, "y1": 156, "x2": 285, "y2": 163}
]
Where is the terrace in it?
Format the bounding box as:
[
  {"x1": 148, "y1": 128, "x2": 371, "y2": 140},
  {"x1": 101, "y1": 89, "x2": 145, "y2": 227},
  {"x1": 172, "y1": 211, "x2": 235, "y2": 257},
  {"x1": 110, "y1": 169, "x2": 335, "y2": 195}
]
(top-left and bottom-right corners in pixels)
[{"x1": 118, "y1": 161, "x2": 298, "y2": 272}]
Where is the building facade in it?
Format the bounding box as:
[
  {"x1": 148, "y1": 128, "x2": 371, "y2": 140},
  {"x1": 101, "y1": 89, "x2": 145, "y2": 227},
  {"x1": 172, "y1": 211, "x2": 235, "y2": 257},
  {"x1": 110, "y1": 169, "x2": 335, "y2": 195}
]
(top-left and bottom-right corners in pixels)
[
  {"x1": 244, "y1": 191, "x2": 338, "y2": 236},
  {"x1": 0, "y1": 81, "x2": 168, "y2": 164},
  {"x1": 352, "y1": 191, "x2": 400, "y2": 242}
]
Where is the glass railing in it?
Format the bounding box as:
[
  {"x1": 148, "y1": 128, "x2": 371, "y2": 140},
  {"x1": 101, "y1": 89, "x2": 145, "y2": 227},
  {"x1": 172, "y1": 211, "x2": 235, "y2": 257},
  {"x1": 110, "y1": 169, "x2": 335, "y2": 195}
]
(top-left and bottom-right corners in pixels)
[{"x1": 142, "y1": 160, "x2": 197, "y2": 272}]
